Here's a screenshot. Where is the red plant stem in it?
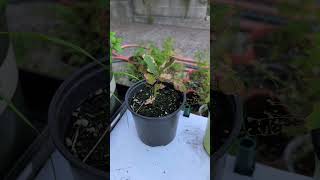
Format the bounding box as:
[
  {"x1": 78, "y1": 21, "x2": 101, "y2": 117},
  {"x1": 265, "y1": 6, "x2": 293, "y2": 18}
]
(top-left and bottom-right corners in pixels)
[
  {"x1": 215, "y1": 0, "x2": 278, "y2": 15},
  {"x1": 112, "y1": 44, "x2": 209, "y2": 69}
]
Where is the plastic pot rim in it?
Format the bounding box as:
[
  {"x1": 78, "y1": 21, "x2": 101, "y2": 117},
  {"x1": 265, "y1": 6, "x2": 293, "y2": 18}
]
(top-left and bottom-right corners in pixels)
[
  {"x1": 48, "y1": 63, "x2": 108, "y2": 179},
  {"x1": 125, "y1": 80, "x2": 186, "y2": 121},
  {"x1": 212, "y1": 93, "x2": 243, "y2": 161}
]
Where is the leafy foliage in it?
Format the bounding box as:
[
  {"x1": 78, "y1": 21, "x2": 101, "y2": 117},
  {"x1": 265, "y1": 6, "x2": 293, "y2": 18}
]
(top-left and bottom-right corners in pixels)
[
  {"x1": 128, "y1": 38, "x2": 183, "y2": 81},
  {"x1": 110, "y1": 31, "x2": 122, "y2": 63},
  {"x1": 54, "y1": 0, "x2": 107, "y2": 66},
  {"x1": 188, "y1": 51, "x2": 210, "y2": 105},
  {"x1": 238, "y1": 0, "x2": 320, "y2": 133},
  {"x1": 129, "y1": 38, "x2": 186, "y2": 103},
  {"x1": 211, "y1": 3, "x2": 244, "y2": 95}
]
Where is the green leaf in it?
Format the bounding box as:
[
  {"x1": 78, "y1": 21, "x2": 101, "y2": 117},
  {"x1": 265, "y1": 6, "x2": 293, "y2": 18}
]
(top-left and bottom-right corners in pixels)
[
  {"x1": 0, "y1": 32, "x2": 108, "y2": 70},
  {"x1": 160, "y1": 57, "x2": 175, "y2": 71},
  {"x1": 0, "y1": 95, "x2": 39, "y2": 134},
  {"x1": 143, "y1": 54, "x2": 158, "y2": 75},
  {"x1": 144, "y1": 73, "x2": 156, "y2": 85}
]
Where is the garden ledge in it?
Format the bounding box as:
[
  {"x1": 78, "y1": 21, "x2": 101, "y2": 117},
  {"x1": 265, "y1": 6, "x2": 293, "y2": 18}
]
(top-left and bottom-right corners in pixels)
[{"x1": 110, "y1": 110, "x2": 210, "y2": 180}]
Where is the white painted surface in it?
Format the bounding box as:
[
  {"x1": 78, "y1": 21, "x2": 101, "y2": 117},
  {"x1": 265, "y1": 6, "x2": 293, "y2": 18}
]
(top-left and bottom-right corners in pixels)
[
  {"x1": 110, "y1": 110, "x2": 210, "y2": 180},
  {"x1": 223, "y1": 156, "x2": 312, "y2": 180}
]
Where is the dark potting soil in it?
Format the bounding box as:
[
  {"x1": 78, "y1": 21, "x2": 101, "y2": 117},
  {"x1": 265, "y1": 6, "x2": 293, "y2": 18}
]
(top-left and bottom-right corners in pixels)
[
  {"x1": 244, "y1": 93, "x2": 298, "y2": 168},
  {"x1": 186, "y1": 92, "x2": 201, "y2": 114},
  {"x1": 212, "y1": 92, "x2": 233, "y2": 153},
  {"x1": 130, "y1": 84, "x2": 183, "y2": 117},
  {"x1": 65, "y1": 88, "x2": 108, "y2": 172}
]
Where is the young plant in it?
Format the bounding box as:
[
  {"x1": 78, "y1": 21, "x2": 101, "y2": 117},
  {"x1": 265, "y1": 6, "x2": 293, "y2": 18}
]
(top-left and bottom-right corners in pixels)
[
  {"x1": 132, "y1": 38, "x2": 186, "y2": 105},
  {"x1": 188, "y1": 51, "x2": 210, "y2": 105},
  {"x1": 110, "y1": 31, "x2": 123, "y2": 63},
  {"x1": 127, "y1": 38, "x2": 183, "y2": 82}
]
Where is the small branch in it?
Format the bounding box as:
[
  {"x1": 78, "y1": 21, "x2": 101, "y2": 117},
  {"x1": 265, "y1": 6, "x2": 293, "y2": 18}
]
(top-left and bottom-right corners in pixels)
[{"x1": 83, "y1": 127, "x2": 108, "y2": 163}]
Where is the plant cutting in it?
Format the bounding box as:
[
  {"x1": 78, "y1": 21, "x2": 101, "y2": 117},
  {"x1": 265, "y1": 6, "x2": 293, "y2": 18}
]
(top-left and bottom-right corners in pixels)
[{"x1": 125, "y1": 38, "x2": 186, "y2": 147}]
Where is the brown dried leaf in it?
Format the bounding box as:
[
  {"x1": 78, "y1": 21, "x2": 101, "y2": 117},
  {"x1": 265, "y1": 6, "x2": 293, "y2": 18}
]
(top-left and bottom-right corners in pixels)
[{"x1": 144, "y1": 96, "x2": 156, "y2": 105}]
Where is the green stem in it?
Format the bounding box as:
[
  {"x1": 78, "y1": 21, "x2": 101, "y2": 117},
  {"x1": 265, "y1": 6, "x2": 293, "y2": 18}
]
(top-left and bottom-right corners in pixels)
[
  {"x1": 0, "y1": 32, "x2": 108, "y2": 70},
  {"x1": 112, "y1": 93, "x2": 122, "y2": 104},
  {"x1": 113, "y1": 71, "x2": 140, "y2": 80},
  {"x1": 0, "y1": 95, "x2": 39, "y2": 134}
]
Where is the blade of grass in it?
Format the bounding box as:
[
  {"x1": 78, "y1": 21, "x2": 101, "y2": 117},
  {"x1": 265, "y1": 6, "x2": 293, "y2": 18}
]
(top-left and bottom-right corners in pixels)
[
  {"x1": 113, "y1": 71, "x2": 140, "y2": 80},
  {"x1": 0, "y1": 95, "x2": 39, "y2": 134},
  {"x1": 0, "y1": 32, "x2": 108, "y2": 70}
]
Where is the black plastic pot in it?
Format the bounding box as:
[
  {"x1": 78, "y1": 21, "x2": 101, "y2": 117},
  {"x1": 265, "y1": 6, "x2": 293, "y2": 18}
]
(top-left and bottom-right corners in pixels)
[
  {"x1": 212, "y1": 91, "x2": 243, "y2": 180},
  {"x1": 125, "y1": 80, "x2": 186, "y2": 147},
  {"x1": 48, "y1": 63, "x2": 108, "y2": 180}
]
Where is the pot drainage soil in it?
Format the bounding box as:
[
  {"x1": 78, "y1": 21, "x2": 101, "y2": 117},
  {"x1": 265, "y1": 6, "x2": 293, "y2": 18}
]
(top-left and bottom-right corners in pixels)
[
  {"x1": 130, "y1": 84, "x2": 183, "y2": 117},
  {"x1": 64, "y1": 88, "x2": 108, "y2": 172},
  {"x1": 186, "y1": 92, "x2": 201, "y2": 114}
]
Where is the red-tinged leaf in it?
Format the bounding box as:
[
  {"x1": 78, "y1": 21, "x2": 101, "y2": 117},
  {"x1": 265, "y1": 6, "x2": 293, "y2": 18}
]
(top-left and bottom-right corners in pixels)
[
  {"x1": 160, "y1": 57, "x2": 175, "y2": 71},
  {"x1": 160, "y1": 73, "x2": 172, "y2": 80}
]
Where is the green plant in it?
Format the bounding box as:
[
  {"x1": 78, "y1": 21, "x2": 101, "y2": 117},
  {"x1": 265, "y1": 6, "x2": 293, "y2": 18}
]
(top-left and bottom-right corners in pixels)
[
  {"x1": 54, "y1": 0, "x2": 107, "y2": 66},
  {"x1": 236, "y1": 0, "x2": 320, "y2": 136},
  {"x1": 127, "y1": 38, "x2": 183, "y2": 82},
  {"x1": 212, "y1": 3, "x2": 244, "y2": 95},
  {"x1": 130, "y1": 38, "x2": 186, "y2": 104},
  {"x1": 188, "y1": 51, "x2": 210, "y2": 105},
  {"x1": 110, "y1": 31, "x2": 123, "y2": 63},
  {"x1": 0, "y1": 95, "x2": 39, "y2": 134}
]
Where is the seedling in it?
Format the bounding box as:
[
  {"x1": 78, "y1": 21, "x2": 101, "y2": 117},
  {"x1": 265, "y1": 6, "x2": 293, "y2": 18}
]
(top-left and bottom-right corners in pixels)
[{"x1": 131, "y1": 38, "x2": 187, "y2": 105}]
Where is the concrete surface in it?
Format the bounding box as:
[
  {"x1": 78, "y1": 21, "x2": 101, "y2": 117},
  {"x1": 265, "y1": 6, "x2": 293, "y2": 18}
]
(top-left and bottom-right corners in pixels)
[
  {"x1": 111, "y1": 22, "x2": 210, "y2": 59},
  {"x1": 110, "y1": 0, "x2": 209, "y2": 29}
]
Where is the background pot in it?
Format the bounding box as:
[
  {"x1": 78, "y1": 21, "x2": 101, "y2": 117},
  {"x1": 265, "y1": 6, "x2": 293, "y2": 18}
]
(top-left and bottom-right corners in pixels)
[
  {"x1": 204, "y1": 113, "x2": 210, "y2": 155},
  {"x1": 212, "y1": 91, "x2": 243, "y2": 180},
  {"x1": 125, "y1": 80, "x2": 186, "y2": 147},
  {"x1": 0, "y1": 7, "x2": 36, "y2": 178},
  {"x1": 49, "y1": 63, "x2": 108, "y2": 180}
]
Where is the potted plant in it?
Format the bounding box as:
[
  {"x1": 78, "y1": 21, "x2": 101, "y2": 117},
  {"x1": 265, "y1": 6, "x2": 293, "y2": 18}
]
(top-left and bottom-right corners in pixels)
[
  {"x1": 125, "y1": 38, "x2": 187, "y2": 147},
  {"x1": 0, "y1": 30, "x2": 125, "y2": 179},
  {"x1": 0, "y1": 23, "x2": 113, "y2": 179}
]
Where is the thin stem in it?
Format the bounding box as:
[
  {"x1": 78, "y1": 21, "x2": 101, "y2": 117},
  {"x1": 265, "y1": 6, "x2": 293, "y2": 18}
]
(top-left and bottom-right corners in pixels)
[
  {"x1": 0, "y1": 32, "x2": 108, "y2": 70},
  {"x1": 113, "y1": 71, "x2": 140, "y2": 80},
  {"x1": 0, "y1": 95, "x2": 39, "y2": 134},
  {"x1": 112, "y1": 93, "x2": 122, "y2": 104},
  {"x1": 82, "y1": 127, "x2": 108, "y2": 163}
]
